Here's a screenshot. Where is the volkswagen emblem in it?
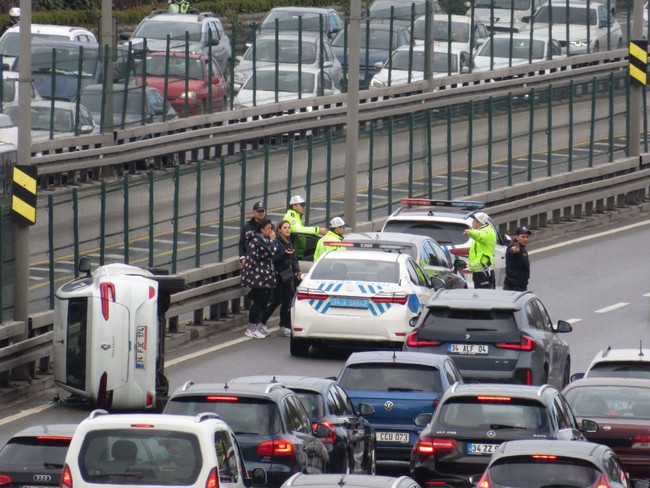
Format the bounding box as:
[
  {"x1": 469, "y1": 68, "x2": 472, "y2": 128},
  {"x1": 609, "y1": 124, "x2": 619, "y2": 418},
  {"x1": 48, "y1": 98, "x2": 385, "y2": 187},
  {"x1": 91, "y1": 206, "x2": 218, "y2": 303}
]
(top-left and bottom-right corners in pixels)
[
  {"x1": 33, "y1": 475, "x2": 52, "y2": 482},
  {"x1": 465, "y1": 334, "x2": 471, "y2": 340},
  {"x1": 486, "y1": 430, "x2": 496, "y2": 438},
  {"x1": 384, "y1": 401, "x2": 394, "y2": 411}
]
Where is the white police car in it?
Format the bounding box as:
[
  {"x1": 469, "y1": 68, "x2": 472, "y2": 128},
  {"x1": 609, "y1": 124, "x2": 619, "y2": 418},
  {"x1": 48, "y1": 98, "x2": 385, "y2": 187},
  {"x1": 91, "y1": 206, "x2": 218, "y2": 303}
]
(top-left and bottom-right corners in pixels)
[{"x1": 290, "y1": 245, "x2": 434, "y2": 356}]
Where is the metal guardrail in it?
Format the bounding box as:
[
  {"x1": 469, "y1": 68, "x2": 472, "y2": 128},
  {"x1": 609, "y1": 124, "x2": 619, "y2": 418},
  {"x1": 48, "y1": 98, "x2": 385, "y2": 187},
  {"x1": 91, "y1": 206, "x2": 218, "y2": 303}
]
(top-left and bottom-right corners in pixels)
[{"x1": 3, "y1": 151, "x2": 648, "y2": 387}]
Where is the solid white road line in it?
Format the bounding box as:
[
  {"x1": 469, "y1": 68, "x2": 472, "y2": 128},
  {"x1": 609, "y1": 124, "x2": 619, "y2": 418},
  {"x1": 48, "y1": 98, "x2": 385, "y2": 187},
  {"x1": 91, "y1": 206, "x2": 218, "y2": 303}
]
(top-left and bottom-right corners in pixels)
[
  {"x1": 594, "y1": 303, "x2": 629, "y2": 314},
  {"x1": 0, "y1": 404, "x2": 54, "y2": 427}
]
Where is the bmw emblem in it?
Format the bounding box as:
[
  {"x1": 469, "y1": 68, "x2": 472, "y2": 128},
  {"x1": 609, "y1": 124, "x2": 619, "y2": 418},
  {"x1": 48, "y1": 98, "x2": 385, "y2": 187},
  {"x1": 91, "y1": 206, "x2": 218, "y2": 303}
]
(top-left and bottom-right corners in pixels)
[
  {"x1": 487, "y1": 430, "x2": 496, "y2": 438},
  {"x1": 384, "y1": 401, "x2": 394, "y2": 411}
]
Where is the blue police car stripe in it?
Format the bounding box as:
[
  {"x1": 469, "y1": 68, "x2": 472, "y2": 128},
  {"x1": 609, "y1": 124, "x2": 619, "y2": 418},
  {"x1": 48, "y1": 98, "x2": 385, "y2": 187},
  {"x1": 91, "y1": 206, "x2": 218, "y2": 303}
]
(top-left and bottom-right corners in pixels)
[{"x1": 408, "y1": 294, "x2": 420, "y2": 313}]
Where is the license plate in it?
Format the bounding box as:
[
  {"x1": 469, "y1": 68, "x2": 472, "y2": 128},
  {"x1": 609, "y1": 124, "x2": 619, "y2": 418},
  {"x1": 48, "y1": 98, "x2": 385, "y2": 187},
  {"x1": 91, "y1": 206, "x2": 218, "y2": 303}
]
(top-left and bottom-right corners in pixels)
[
  {"x1": 377, "y1": 432, "x2": 410, "y2": 444},
  {"x1": 330, "y1": 297, "x2": 368, "y2": 309},
  {"x1": 468, "y1": 443, "x2": 500, "y2": 455},
  {"x1": 135, "y1": 325, "x2": 147, "y2": 369},
  {"x1": 448, "y1": 344, "x2": 489, "y2": 355}
]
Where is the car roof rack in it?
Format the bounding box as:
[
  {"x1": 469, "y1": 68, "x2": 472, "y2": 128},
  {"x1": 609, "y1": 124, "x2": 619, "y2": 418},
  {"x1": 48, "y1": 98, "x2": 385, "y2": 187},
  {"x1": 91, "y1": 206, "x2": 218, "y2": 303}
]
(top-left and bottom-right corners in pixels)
[
  {"x1": 181, "y1": 380, "x2": 194, "y2": 391},
  {"x1": 265, "y1": 383, "x2": 286, "y2": 394},
  {"x1": 535, "y1": 384, "x2": 552, "y2": 396},
  {"x1": 197, "y1": 12, "x2": 214, "y2": 20},
  {"x1": 195, "y1": 412, "x2": 220, "y2": 423},
  {"x1": 88, "y1": 409, "x2": 109, "y2": 419}
]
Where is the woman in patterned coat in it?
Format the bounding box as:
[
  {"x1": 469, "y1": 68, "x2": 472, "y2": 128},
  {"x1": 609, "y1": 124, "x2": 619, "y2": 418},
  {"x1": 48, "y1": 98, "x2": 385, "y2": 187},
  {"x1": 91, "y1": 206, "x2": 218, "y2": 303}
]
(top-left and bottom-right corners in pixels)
[{"x1": 241, "y1": 218, "x2": 278, "y2": 338}]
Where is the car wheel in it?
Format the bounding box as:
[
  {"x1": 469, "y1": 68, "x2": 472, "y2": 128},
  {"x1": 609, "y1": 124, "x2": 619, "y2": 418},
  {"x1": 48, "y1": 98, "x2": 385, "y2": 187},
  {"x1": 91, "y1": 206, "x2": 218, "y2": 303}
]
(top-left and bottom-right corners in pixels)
[{"x1": 290, "y1": 337, "x2": 310, "y2": 357}]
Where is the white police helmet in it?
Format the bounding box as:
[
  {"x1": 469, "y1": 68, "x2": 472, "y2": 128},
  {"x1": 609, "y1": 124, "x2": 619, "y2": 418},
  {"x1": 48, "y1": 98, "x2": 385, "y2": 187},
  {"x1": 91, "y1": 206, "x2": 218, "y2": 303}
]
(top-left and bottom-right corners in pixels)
[{"x1": 9, "y1": 7, "x2": 20, "y2": 18}]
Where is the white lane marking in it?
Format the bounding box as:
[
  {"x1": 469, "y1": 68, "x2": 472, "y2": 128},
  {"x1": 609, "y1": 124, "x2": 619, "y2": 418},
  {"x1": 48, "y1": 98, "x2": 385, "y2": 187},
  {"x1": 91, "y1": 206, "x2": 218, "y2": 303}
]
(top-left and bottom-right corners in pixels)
[
  {"x1": 566, "y1": 318, "x2": 582, "y2": 324},
  {"x1": 643, "y1": 293, "x2": 650, "y2": 297},
  {"x1": 0, "y1": 403, "x2": 54, "y2": 427},
  {"x1": 595, "y1": 303, "x2": 629, "y2": 313},
  {"x1": 532, "y1": 219, "x2": 650, "y2": 255}
]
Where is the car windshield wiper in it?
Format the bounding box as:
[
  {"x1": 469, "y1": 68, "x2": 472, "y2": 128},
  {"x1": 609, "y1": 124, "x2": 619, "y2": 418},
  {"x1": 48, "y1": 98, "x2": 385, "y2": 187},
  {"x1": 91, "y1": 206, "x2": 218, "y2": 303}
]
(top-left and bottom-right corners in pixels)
[
  {"x1": 44, "y1": 463, "x2": 64, "y2": 469},
  {"x1": 465, "y1": 328, "x2": 498, "y2": 332},
  {"x1": 387, "y1": 387, "x2": 423, "y2": 392},
  {"x1": 489, "y1": 424, "x2": 527, "y2": 430},
  {"x1": 93, "y1": 473, "x2": 144, "y2": 479}
]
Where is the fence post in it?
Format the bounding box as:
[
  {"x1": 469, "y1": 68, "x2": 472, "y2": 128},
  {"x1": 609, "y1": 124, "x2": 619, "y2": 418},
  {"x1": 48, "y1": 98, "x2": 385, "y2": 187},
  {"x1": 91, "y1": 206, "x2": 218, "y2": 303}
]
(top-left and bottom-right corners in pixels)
[{"x1": 148, "y1": 173, "x2": 154, "y2": 269}]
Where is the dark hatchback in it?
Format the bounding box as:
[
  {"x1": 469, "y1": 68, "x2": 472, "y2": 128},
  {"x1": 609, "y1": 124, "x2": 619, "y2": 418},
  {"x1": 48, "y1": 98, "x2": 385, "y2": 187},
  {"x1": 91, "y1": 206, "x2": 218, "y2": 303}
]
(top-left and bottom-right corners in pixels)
[
  {"x1": 563, "y1": 377, "x2": 650, "y2": 480},
  {"x1": 163, "y1": 381, "x2": 330, "y2": 488},
  {"x1": 404, "y1": 289, "x2": 573, "y2": 389},
  {"x1": 0, "y1": 424, "x2": 76, "y2": 488},
  {"x1": 410, "y1": 383, "x2": 593, "y2": 488},
  {"x1": 336, "y1": 351, "x2": 463, "y2": 465},
  {"x1": 476, "y1": 439, "x2": 650, "y2": 488},
  {"x1": 228, "y1": 375, "x2": 377, "y2": 474}
]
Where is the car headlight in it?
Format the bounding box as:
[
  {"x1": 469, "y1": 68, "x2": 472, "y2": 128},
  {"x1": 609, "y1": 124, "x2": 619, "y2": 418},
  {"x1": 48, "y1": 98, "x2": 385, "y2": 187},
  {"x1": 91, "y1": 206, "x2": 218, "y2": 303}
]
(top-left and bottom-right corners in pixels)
[
  {"x1": 370, "y1": 77, "x2": 385, "y2": 88},
  {"x1": 179, "y1": 91, "x2": 198, "y2": 100}
]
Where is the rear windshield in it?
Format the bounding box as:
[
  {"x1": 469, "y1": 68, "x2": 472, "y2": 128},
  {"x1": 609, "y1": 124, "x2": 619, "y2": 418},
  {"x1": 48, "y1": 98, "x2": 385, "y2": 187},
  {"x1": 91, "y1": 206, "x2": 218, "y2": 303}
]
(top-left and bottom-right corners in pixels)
[
  {"x1": 587, "y1": 362, "x2": 650, "y2": 380},
  {"x1": 164, "y1": 397, "x2": 280, "y2": 435},
  {"x1": 437, "y1": 398, "x2": 550, "y2": 431},
  {"x1": 489, "y1": 457, "x2": 600, "y2": 487},
  {"x1": 338, "y1": 363, "x2": 442, "y2": 393},
  {"x1": 563, "y1": 385, "x2": 650, "y2": 419},
  {"x1": 421, "y1": 308, "x2": 517, "y2": 333},
  {"x1": 0, "y1": 437, "x2": 70, "y2": 467},
  {"x1": 292, "y1": 390, "x2": 325, "y2": 418},
  {"x1": 78, "y1": 429, "x2": 202, "y2": 485},
  {"x1": 382, "y1": 221, "x2": 468, "y2": 246},
  {"x1": 311, "y1": 258, "x2": 399, "y2": 283}
]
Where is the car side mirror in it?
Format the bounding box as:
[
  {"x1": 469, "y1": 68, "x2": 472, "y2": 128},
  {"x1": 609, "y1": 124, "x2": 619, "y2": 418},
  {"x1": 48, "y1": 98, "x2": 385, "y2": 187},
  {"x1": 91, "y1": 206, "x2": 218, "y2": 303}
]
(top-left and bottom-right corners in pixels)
[
  {"x1": 374, "y1": 61, "x2": 384, "y2": 70},
  {"x1": 315, "y1": 422, "x2": 332, "y2": 438},
  {"x1": 453, "y1": 259, "x2": 467, "y2": 271},
  {"x1": 468, "y1": 474, "x2": 482, "y2": 487},
  {"x1": 581, "y1": 419, "x2": 599, "y2": 433},
  {"x1": 414, "y1": 413, "x2": 432, "y2": 426},
  {"x1": 358, "y1": 403, "x2": 375, "y2": 416},
  {"x1": 119, "y1": 32, "x2": 131, "y2": 41},
  {"x1": 552, "y1": 320, "x2": 572, "y2": 333},
  {"x1": 249, "y1": 21, "x2": 258, "y2": 29},
  {"x1": 211, "y1": 76, "x2": 220, "y2": 84},
  {"x1": 570, "y1": 372, "x2": 585, "y2": 382},
  {"x1": 79, "y1": 125, "x2": 94, "y2": 134},
  {"x1": 409, "y1": 315, "x2": 420, "y2": 327},
  {"x1": 521, "y1": 15, "x2": 531, "y2": 23}
]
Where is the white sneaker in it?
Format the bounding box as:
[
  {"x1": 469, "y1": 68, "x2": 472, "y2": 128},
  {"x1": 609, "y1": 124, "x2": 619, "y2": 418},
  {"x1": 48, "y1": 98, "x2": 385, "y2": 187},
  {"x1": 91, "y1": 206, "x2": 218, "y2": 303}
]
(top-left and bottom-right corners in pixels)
[
  {"x1": 280, "y1": 327, "x2": 291, "y2": 337},
  {"x1": 258, "y1": 325, "x2": 270, "y2": 337},
  {"x1": 245, "y1": 326, "x2": 265, "y2": 339}
]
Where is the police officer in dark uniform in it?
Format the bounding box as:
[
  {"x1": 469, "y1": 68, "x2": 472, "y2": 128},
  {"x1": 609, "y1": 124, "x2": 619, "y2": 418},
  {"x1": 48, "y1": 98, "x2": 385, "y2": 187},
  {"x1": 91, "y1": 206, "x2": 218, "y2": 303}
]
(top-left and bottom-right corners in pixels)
[
  {"x1": 503, "y1": 226, "x2": 531, "y2": 291},
  {"x1": 0, "y1": 8, "x2": 19, "y2": 36}
]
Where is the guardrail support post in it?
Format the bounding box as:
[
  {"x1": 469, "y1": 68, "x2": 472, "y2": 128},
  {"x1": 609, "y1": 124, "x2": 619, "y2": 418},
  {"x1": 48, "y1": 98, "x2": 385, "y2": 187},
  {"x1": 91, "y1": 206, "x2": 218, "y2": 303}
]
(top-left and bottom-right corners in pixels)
[
  {"x1": 606, "y1": 196, "x2": 616, "y2": 211},
  {"x1": 573, "y1": 204, "x2": 582, "y2": 220},
  {"x1": 552, "y1": 209, "x2": 561, "y2": 224},
  {"x1": 585, "y1": 201, "x2": 594, "y2": 217}
]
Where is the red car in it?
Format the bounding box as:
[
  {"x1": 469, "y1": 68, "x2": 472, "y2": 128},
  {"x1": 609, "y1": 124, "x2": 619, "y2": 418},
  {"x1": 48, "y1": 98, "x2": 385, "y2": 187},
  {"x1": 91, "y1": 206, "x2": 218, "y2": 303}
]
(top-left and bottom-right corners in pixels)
[
  {"x1": 563, "y1": 377, "x2": 650, "y2": 479},
  {"x1": 138, "y1": 51, "x2": 228, "y2": 116}
]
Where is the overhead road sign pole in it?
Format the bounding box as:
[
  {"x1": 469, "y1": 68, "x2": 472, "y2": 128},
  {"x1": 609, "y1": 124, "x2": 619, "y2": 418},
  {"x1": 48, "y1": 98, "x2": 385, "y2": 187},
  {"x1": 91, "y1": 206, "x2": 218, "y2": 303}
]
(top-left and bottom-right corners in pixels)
[{"x1": 629, "y1": 0, "x2": 645, "y2": 162}]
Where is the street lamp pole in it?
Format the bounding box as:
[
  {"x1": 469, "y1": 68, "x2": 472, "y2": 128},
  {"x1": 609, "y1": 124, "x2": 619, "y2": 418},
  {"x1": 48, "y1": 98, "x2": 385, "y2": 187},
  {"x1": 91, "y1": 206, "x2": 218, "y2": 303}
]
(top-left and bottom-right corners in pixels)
[
  {"x1": 629, "y1": 0, "x2": 644, "y2": 159},
  {"x1": 344, "y1": 0, "x2": 361, "y2": 228}
]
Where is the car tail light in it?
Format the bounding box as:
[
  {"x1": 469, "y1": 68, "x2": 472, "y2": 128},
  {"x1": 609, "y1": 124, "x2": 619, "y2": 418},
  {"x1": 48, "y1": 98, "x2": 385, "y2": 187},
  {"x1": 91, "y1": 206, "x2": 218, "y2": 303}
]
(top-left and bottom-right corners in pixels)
[
  {"x1": 633, "y1": 434, "x2": 650, "y2": 446},
  {"x1": 206, "y1": 396, "x2": 239, "y2": 402},
  {"x1": 414, "y1": 436, "x2": 457, "y2": 458},
  {"x1": 477, "y1": 396, "x2": 511, "y2": 402},
  {"x1": 496, "y1": 335, "x2": 537, "y2": 351},
  {"x1": 205, "y1": 467, "x2": 219, "y2": 488},
  {"x1": 146, "y1": 392, "x2": 154, "y2": 407},
  {"x1": 97, "y1": 372, "x2": 113, "y2": 408},
  {"x1": 0, "y1": 475, "x2": 11, "y2": 486},
  {"x1": 433, "y1": 397, "x2": 441, "y2": 410},
  {"x1": 476, "y1": 471, "x2": 489, "y2": 488},
  {"x1": 257, "y1": 440, "x2": 295, "y2": 456},
  {"x1": 312, "y1": 421, "x2": 336, "y2": 444},
  {"x1": 406, "y1": 331, "x2": 441, "y2": 347},
  {"x1": 99, "y1": 282, "x2": 115, "y2": 320},
  {"x1": 36, "y1": 435, "x2": 73, "y2": 442},
  {"x1": 371, "y1": 292, "x2": 408, "y2": 305},
  {"x1": 531, "y1": 455, "x2": 557, "y2": 460},
  {"x1": 596, "y1": 472, "x2": 611, "y2": 488},
  {"x1": 525, "y1": 369, "x2": 532, "y2": 385},
  {"x1": 60, "y1": 464, "x2": 72, "y2": 488},
  {"x1": 296, "y1": 290, "x2": 328, "y2": 301}
]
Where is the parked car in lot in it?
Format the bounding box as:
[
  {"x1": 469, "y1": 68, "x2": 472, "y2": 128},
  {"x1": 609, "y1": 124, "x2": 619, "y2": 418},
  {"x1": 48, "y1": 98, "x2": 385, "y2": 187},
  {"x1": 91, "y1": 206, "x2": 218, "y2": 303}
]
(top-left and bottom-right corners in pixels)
[
  {"x1": 467, "y1": 0, "x2": 546, "y2": 33},
  {"x1": 474, "y1": 33, "x2": 565, "y2": 71},
  {"x1": 330, "y1": 23, "x2": 412, "y2": 90},
  {"x1": 404, "y1": 288, "x2": 573, "y2": 388},
  {"x1": 163, "y1": 381, "x2": 330, "y2": 487},
  {"x1": 410, "y1": 383, "x2": 593, "y2": 487},
  {"x1": 234, "y1": 33, "x2": 343, "y2": 92},
  {"x1": 381, "y1": 199, "x2": 510, "y2": 287},
  {"x1": 0, "y1": 424, "x2": 76, "y2": 488},
  {"x1": 369, "y1": 45, "x2": 473, "y2": 88},
  {"x1": 4, "y1": 100, "x2": 96, "y2": 141},
  {"x1": 255, "y1": 7, "x2": 345, "y2": 43},
  {"x1": 0, "y1": 24, "x2": 96, "y2": 69},
  {"x1": 228, "y1": 375, "x2": 377, "y2": 474},
  {"x1": 368, "y1": 0, "x2": 445, "y2": 27},
  {"x1": 137, "y1": 51, "x2": 228, "y2": 116},
  {"x1": 336, "y1": 351, "x2": 463, "y2": 465},
  {"x1": 411, "y1": 14, "x2": 489, "y2": 54},
  {"x1": 572, "y1": 345, "x2": 650, "y2": 380},
  {"x1": 522, "y1": 1, "x2": 623, "y2": 55},
  {"x1": 282, "y1": 473, "x2": 422, "y2": 488},
  {"x1": 563, "y1": 376, "x2": 650, "y2": 479},
  {"x1": 290, "y1": 247, "x2": 435, "y2": 356},
  {"x1": 126, "y1": 10, "x2": 232, "y2": 77},
  {"x1": 474, "y1": 439, "x2": 649, "y2": 488},
  {"x1": 62, "y1": 409, "x2": 266, "y2": 488},
  {"x1": 340, "y1": 232, "x2": 467, "y2": 288}
]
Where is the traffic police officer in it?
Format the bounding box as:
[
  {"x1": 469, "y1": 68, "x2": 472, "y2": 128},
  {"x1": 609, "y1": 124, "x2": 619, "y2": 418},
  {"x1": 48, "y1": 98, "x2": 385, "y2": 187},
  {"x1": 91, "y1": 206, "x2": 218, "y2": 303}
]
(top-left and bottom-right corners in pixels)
[
  {"x1": 283, "y1": 195, "x2": 327, "y2": 260},
  {"x1": 314, "y1": 217, "x2": 348, "y2": 261},
  {"x1": 464, "y1": 211, "x2": 496, "y2": 289}
]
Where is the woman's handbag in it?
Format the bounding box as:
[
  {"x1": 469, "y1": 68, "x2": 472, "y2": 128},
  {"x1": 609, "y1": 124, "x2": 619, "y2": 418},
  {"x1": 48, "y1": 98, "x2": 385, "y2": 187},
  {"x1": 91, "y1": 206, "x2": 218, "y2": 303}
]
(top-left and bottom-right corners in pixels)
[{"x1": 278, "y1": 268, "x2": 294, "y2": 284}]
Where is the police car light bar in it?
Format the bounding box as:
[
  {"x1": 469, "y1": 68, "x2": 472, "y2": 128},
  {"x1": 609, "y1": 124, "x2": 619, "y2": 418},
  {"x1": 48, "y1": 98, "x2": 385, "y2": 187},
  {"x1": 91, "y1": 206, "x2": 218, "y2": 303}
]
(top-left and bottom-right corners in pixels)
[
  {"x1": 400, "y1": 198, "x2": 485, "y2": 210},
  {"x1": 328, "y1": 241, "x2": 411, "y2": 251}
]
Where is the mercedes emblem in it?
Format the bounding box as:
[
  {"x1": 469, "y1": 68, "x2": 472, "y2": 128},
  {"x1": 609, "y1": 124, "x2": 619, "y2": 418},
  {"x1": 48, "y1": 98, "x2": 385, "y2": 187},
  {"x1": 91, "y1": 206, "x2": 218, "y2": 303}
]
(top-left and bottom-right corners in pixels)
[{"x1": 486, "y1": 430, "x2": 496, "y2": 438}]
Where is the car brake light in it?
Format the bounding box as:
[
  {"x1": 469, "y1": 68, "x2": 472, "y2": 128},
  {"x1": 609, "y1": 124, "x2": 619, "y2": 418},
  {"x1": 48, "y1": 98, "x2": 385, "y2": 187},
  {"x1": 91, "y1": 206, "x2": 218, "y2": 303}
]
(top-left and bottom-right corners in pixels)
[
  {"x1": 296, "y1": 290, "x2": 329, "y2": 301},
  {"x1": 414, "y1": 437, "x2": 457, "y2": 458},
  {"x1": 406, "y1": 331, "x2": 441, "y2": 347},
  {"x1": 36, "y1": 435, "x2": 73, "y2": 441},
  {"x1": 146, "y1": 392, "x2": 154, "y2": 407},
  {"x1": 531, "y1": 455, "x2": 557, "y2": 460},
  {"x1": 257, "y1": 440, "x2": 295, "y2": 456},
  {"x1": 99, "y1": 282, "x2": 115, "y2": 320},
  {"x1": 526, "y1": 369, "x2": 532, "y2": 385},
  {"x1": 433, "y1": 397, "x2": 441, "y2": 410},
  {"x1": 371, "y1": 293, "x2": 408, "y2": 305},
  {"x1": 476, "y1": 471, "x2": 489, "y2": 488},
  {"x1": 149, "y1": 286, "x2": 156, "y2": 299},
  {"x1": 206, "y1": 396, "x2": 239, "y2": 402},
  {"x1": 130, "y1": 424, "x2": 155, "y2": 428},
  {"x1": 596, "y1": 472, "x2": 611, "y2": 488},
  {"x1": 477, "y1": 396, "x2": 512, "y2": 402},
  {"x1": 0, "y1": 475, "x2": 11, "y2": 486},
  {"x1": 496, "y1": 335, "x2": 537, "y2": 351},
  {"x1": 312, "y1": 421, "x2": 336, "y2": 444},
  {"x1": 205, "y1": 467, "x2": 219, "y2": 488},
  {"x1": 60, "y1": 464, "x2": 72, "y2": 488},
  {"x1": 633, "y1": 434, "x2": 650, "y2": 446}
]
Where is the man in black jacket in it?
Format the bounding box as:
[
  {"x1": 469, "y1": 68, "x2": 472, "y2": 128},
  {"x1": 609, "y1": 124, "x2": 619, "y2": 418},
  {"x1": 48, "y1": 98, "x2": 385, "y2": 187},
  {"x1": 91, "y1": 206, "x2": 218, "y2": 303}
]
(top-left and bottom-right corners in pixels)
[
  {"x1": 503, "y1": 226, "x2": 531, "y2": 291},
  {"x1": 238, "y1": 201, "x2": 267, "y2": 265}
]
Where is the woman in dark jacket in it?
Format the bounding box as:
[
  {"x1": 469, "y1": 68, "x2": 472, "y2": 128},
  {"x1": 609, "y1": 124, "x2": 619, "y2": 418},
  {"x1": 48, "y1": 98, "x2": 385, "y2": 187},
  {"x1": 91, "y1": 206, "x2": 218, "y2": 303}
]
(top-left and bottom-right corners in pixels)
[
  {"x1": 260, "y1": 220, "x2": 301, "y2": 337},
  {"x1": 242, "y1": 218, "x2": 278, "y2": 339}
]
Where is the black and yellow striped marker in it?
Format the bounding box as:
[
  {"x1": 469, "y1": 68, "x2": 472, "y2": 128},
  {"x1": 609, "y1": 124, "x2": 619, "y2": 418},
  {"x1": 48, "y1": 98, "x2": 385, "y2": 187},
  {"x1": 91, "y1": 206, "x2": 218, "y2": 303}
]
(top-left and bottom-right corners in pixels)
[
  {"x1": 629, "y1": 40, "x2": 648, "y2": 86},
  {"x1": 11, "y1": 165, "x2": 37, "y2": 226}
]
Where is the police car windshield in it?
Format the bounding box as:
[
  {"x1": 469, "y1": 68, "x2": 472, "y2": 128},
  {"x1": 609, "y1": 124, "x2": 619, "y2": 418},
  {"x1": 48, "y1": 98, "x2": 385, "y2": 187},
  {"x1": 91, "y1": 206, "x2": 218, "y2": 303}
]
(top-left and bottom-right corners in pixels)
[
  {"x1": 311, "y1": 259, "x2": 399, "y2": 283},
  {"x1": 382, "y1": 221, "x2": 468, "y2": 246}
]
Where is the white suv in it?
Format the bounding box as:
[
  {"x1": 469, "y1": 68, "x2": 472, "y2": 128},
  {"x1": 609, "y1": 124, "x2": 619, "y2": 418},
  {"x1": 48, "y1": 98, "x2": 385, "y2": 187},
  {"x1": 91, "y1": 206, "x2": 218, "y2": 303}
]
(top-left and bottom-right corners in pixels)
[
  {"x1": 381, "y1": 199, "x2": 510, "y2": 287},
  {"x1": 62, "y1": 410, "x2": 266, "y2": 488}
]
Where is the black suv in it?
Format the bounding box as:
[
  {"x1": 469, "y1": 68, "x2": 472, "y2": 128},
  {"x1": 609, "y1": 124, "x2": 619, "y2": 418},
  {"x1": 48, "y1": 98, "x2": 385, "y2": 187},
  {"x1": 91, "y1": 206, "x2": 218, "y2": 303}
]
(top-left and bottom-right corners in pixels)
[
  {"x1": 410, "y1": 383, "x2": 596, "y2": 487},
  {"x1": 404, "y1": 289, "x2": 573, "y2": 389},
  {"x1": 163, "y1": 381, "x2": 330, "y2": 487}
]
